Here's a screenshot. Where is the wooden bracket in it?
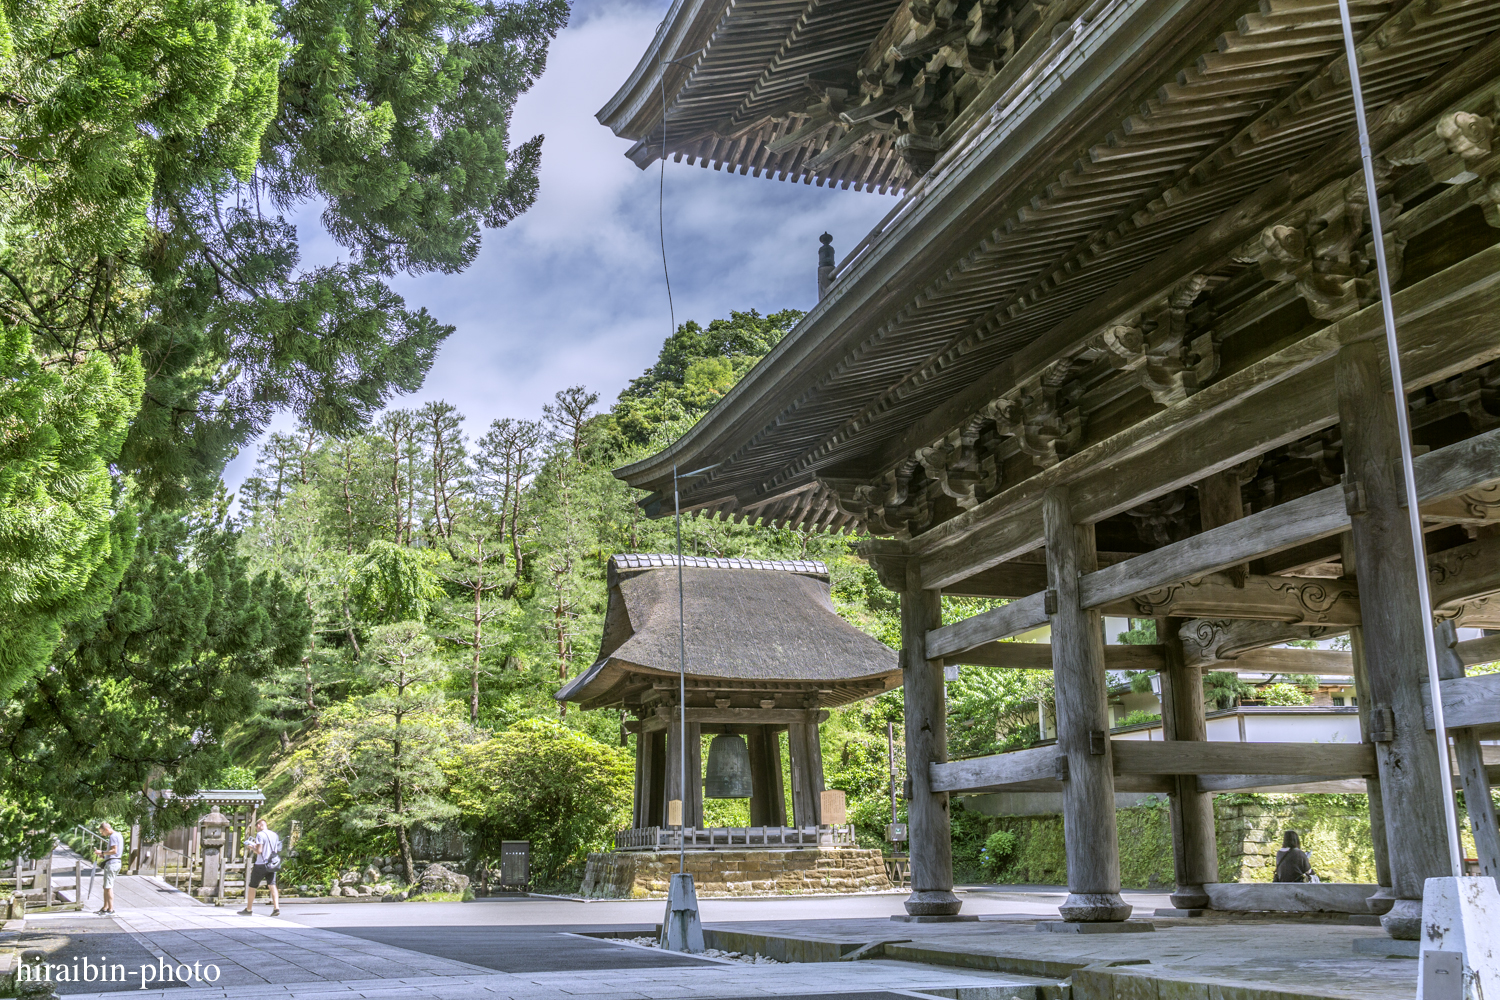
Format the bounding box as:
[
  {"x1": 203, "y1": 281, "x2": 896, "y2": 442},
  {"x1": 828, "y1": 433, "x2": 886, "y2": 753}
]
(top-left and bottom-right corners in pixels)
[
  {"x1": 1089, "y1": 730, "x2": 1107, "y2": 755},
  {"x1": 1369, "y1": 706, "x2": 1396, "y2": 743},
  {"x1": 1044, "y1": 589, "x2": 1059, "y2": 615},
  {"x1": 1342, "y1": 473, "x2": 1367, "y2": 515},
  {"x1": 1054, "y1": 755, "x2": 1070, "y2": 781},
  {"x1": 903, "y1": 777, "x2": 913, "y2": 801}
]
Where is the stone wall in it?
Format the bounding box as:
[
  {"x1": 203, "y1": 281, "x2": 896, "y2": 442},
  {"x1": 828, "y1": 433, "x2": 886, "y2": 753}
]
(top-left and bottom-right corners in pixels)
[
  {"x1": 579, "y1": 848, "x2": 892, "y2": 899},
  {"x1": 954, "y1": 793, "x2": 1378, "y2": 888}
]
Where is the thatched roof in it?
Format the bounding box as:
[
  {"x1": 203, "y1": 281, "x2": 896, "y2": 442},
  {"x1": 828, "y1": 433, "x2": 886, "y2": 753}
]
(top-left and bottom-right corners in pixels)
[{"x1": 557, "y1": 554, "x2": 900, "y2": 712}]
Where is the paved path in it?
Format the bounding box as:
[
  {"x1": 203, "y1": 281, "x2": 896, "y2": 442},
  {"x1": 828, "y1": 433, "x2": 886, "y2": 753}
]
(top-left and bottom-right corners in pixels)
[{"x1": 61, "y1": 958, "x2": 1051, "y2": 1000}]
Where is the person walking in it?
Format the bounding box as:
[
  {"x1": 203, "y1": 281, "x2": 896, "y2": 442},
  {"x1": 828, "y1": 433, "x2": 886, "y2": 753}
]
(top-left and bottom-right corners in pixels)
[
  {"x1": 95, "y1": 822, "x2": 123, "y2": 914},
  {"x1": 1272, "y1": 829, "x2": 1314, "y2": 883},
  {"x1": 239, "y1": 818, "x2": 281, "y2": 917}
]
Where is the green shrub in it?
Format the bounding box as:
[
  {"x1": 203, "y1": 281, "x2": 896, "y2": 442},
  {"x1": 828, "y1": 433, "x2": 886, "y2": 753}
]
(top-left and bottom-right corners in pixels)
[
  {"x1": 980, "y1": 829, "x2": 1017, "y2": 878},
  {"x1": 1119, "y1": 710, "x2": 1161, "y2": 728},
  {"x1": 446, "y1": 718, "x2": 632, "y2": 882}
]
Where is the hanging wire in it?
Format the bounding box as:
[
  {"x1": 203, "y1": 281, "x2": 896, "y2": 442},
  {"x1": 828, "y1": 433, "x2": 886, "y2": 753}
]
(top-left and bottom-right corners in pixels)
[
  {"x1": 1334, "y1": 0, "x2": 1463, "y2": 876},
  {"x1": 660, "y1": 68, "x2": 676, "y2": 336}
]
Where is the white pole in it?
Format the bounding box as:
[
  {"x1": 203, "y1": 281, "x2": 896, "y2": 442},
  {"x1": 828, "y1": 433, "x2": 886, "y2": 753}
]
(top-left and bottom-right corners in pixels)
[
  {"x1": 1334, "y1": 0, "x2": 1463, "y2": 876},
  {"x1": 675, "y1": 463, "x2": 687, "y2": 873}
]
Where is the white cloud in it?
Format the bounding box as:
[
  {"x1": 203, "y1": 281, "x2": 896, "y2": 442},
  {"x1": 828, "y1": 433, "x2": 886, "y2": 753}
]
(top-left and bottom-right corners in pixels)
[{"x1": 223, "y1": 0, "x2": 894, "y2": 494}]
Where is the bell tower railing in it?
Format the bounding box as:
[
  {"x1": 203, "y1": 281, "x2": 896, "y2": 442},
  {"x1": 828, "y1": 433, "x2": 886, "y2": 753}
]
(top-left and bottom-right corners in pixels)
[{"x1": 614, "y1": 824, "x2": 856, "y2": 852}]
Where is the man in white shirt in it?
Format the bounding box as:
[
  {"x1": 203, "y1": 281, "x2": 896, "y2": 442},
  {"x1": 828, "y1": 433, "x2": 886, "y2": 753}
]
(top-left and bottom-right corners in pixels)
[
  {"x1": 239, "y1": 819, "x2": 281, "y2": 916},
  {"x1": 95, "y1": 822, "x2": 124, "y2": 915}
]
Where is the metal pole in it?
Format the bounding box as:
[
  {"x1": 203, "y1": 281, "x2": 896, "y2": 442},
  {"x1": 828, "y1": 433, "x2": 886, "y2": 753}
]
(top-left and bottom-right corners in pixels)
[
  {"x1": 675, "y1": 463, "x2": 687, "y2": 873},
  {"x1": 887, "y1": 722, "x2": 898, "y2": 829},
  {"x1": 1334, "y1": 0, "x2": 1463, "y2": 876}
]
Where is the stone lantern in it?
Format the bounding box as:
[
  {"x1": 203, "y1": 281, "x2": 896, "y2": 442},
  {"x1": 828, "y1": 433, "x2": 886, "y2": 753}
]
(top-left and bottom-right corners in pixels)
[{"x1": 199, "y1": 806, "x2": 232, "y2": 903}]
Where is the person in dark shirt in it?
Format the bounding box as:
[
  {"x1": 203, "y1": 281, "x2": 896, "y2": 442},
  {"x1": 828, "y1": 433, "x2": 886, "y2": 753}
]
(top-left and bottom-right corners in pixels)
[{"x1": 1273, "y1": 830, "x2": 1313, "y2": 882}]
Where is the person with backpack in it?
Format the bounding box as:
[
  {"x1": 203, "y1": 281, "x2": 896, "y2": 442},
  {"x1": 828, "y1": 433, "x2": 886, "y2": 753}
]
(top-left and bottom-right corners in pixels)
[
  {"x1": 1272, "y1": 829, "x2": 1315, "y2": 883},
  {"x1": 239, "y1": 818, "x2": 282, "y2": 917}
]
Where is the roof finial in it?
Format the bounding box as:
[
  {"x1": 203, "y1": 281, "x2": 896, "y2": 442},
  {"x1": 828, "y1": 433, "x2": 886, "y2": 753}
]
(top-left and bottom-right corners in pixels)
[{"x1": 818, "y1": 233, "x2": 835, "y2": 298}]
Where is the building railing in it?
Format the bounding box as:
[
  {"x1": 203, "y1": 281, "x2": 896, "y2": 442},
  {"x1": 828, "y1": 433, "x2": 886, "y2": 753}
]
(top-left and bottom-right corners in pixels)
[{"x1": 614, "y1": 824, "x2": 857, "y2": 852}]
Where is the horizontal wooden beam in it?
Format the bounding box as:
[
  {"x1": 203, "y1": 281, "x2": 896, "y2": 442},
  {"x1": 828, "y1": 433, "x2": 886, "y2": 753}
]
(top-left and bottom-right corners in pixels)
[
  {"x1": 917, "y1": 244, "x2": 1500, "y2": 591},
  {"x1": 1196, "y1": 774, "x2": 1369, "y2": 794},
  {"x1": 1101, "y1": 573, "x2": 1361, "y2": 625},
  {"x1": 1430, "y1": 535, "x2": 1500, "y2": 611},
  {"x1": 931, "y1": 740, "x2": 1377, "y2": 794},
  {"x1": 1231, "y1": 646, "x2": 1353, "y2": 676},
  {"x1": 1081, "y1": 427, "x2": 1500, "y2": 613},
  {"x1": 948, "y1": 643, "x2": 1166, "y2": 671},
  {"x1": 1457, "y1": 633, "x2": 1500, "y2": 667},
  {"x1": 926, "y1": 590, "x2": 1048, "y2": 660},
  {"x1": 930, "y1": 744, "x2": 1061, "y2": 793},
  {"x1": 931, "y1": 572, "x2": 1361, "y2": 660},
  {"x1": 1111, "y1": 740, "x2": 1375, "y2": 776},
  {"x1": 638, "y1": 708, "x2": 828, "y2": 732},
  {"x1": 928, "y1": 428, "x2": 1500, "y2": 660},
  {"x1": 1179, "y1": 619, "x2": 1346, "y2": 669},
  {"x1": 1422, "y1": 672, "x2": 1500, "y2": 734}
]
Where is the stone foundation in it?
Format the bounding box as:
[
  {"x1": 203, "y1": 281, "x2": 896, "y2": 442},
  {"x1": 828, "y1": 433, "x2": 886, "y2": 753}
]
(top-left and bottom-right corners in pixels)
[{"x1": 579, "y1": 848, "x2": 892, "y2": 899}]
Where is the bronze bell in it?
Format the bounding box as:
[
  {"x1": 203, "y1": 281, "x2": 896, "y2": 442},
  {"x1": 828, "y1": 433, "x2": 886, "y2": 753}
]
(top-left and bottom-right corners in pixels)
[{"x1": 702, "y1": 735, "x2": 753, "y2": 799}]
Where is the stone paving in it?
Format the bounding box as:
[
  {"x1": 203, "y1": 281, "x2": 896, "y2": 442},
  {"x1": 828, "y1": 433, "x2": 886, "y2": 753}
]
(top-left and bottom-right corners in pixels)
[
  {"x1": 61, "y1": 959, "x2": 1052, "y2": 1000},
  {"x1": 700, "y1": 913, "x2": 1420, "y2": 999}
]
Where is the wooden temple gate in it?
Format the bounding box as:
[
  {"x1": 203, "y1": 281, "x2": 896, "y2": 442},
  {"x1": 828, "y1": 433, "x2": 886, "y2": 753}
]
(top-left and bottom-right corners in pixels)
[{"x1": 599, "y1": 0, "x2": 1500, "y2": 940}]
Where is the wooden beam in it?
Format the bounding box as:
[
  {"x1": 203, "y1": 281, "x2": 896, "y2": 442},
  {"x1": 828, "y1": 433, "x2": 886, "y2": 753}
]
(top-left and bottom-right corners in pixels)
[
  {"x1": 931, "y1": 573, "x2": 1360, "y2": 661},
  {"x1": 1196, "y1": 775, "x2": 1369, "y2": 794},
  {"x1": 1179, "y1": 618, "x2": 1344, "y2": 668},
  {"x1": 1080, "y1": 428, "x2": 1500, "y2": 614},
  {"x1": 949, "y1": 643, "x2": 1167, "y2": 670},
  {"x1": 1081, "y1": 489, "x2": 1348, "y2": 611},
  {"x1": 1111, "y1": 740, "x2": 1376, "y2": 776},
  {"x1": 1232, "y1": 646, "x2": 1353, "y2": 676},
  {"x1": 917, "y1": 245, "x2": 1500, "y2": 592},
  {"x1": 1458, "y1": 633, "x2": 1500, "y2": 667},
  {"x1": 640, "y1": 708, "x2": 828, "y2": 731},
  {"x1": 1421, "y1": 672, "x2": 1500, "y2": 735},
  {"x1": 930, "y1": 744, "x2": 1061, "y2": 793},
  {"x1": 1102, "y1": 573, "x2": 1361, "y2": 625},
  {"x1": 926, "y1": 590, "x2": 1048, "y2": 660},
  {"x1": 1430, "y1": 535, "x2": 1500, "y2": 612}
]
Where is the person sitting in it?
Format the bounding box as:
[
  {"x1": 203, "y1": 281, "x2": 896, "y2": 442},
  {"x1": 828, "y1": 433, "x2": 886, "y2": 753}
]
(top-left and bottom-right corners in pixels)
[{"x1": 1273, "y1": 829, "x2": 1314, "y2": 883}]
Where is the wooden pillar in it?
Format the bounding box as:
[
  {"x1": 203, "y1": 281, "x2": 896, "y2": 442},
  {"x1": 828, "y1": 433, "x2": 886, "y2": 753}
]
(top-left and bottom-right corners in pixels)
[
  {"x1": 748, "y1": 726, "x2": 786, "y2": 826},
  {"x1": 900, "y1": 566, "x2": 961, "y2": 916},
  {"x1": 647, "y1": 731, "x2": 667, "y2": 827},
  {"x1": 1159, "y1": 617, "x2": 1217, "y2": 909},
  {"x1": 686, "y1": 721, "x2": 702, "y2": 828},
  {"x1": 1436, "y1": 620, "x2": 1500, "y2": 885},
  {"x1": 1045, "y1": 486, "x2": 1130, "y2": 922},
  {"x1": 1336, "y1": 340, "x2": 1450, "y2": 940},
  {"x1": 789, "y1": 723, "x2": 824, "y2": 826},
  {"x1": 1340, "y1": 532, "x2": 1394, "y2": 904},
  {"x1": 665, "y1": 715, "x2": 684, "y2": 825},
  {"x1": 633, "y1": 729, "x2": 652, "y2": 829}
]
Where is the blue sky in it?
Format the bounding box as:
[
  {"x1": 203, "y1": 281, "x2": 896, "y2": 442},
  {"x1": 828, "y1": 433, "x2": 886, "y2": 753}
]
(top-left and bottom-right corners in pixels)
[{"x1": 223, "y1": 0, "x2": 895, "y2": 492}]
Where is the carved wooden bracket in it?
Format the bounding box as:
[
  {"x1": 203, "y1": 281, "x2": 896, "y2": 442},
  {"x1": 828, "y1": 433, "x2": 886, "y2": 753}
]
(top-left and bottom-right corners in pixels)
[
  {"x1": 1120, "y1": 573, "x2": 1361, "y2": 625},
  {"x1": 1090, "y1": 275, "x2": 1218, "y2": 405},
  {"x1": 1239, "y1": 176, "x2": 1405, "y2": 321},
  {"x1": 986, "y1": 359, "x2": 1084, "y2": 468},
  {"x1": 1178, "y1": 617, "x2": 1344, "y2": 668},
  {"x1": 1390, "y1": 106, "x2": 1500, "y2": 227}
]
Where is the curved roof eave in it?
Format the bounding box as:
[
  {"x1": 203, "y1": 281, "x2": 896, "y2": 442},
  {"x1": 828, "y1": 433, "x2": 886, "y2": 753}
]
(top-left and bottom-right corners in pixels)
[{"x1": 596, "y1": 0, "x2": 724, "y2": 143}]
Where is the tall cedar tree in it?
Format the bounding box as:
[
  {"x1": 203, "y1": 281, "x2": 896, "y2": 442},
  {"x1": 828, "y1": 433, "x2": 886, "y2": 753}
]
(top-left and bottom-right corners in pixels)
[{"x1": 0, "y1": 0, "x2": 568, "y2": 843}]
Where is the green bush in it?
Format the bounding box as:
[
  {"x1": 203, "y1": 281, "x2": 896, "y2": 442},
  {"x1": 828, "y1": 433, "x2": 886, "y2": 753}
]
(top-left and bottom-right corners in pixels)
[
  {"x1": 1119, "y1": 710, "x2": 1161, "y2": 728},
  {"x1": 446, "y1": 718, "x2": 632, "y2": 882},
  {"x1": 980, "y1": 829, "x2": 1017, "y2": 878}
]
